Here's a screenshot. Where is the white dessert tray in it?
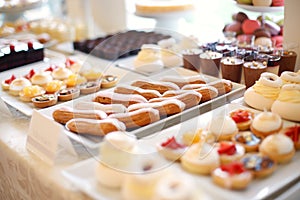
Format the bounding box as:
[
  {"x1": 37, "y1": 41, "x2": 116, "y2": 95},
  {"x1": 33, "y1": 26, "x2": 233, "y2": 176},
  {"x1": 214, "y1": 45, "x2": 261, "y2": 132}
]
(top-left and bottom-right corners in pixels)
[
  {"x1": 62, "y1": 103, "x2": 300, "y2": 200},
  {"x1": 38, "y1": 67, "x2": 245, "y2": 149}
]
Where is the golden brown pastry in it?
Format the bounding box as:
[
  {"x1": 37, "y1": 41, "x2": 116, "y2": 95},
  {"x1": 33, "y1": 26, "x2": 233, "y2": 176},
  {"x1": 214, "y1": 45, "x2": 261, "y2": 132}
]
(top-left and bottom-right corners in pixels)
[
  {"x1": 57, "y1": 87, "x2": 80, "y2": 101},
  {"x1": 208, "y1": 79, "x2": 233, "y2": 96},
  {"x1": 181, "y1": 85, "x2": 218, "y2": 102},
  {"x1": 114, "y1": 85, "x2": 161, "y2": 100},
  {"x1": 66, "y1": 118, "x2": 126, "y2": 136},
  {"x1": 32, "y1": 94, "x2": 58, "y2": 108},
  {"x1": 108, "y1": 107, "x2": 160, "y2": 129},
  {"x1": 52, "y1": 107, "x2": 107, "y2": 124},
  {"x1": 131, "y1": 80, "x2": 180, "y2": 94},
  {"x1": 160, "y1": 75, "x2": 207, "y2": 88}
]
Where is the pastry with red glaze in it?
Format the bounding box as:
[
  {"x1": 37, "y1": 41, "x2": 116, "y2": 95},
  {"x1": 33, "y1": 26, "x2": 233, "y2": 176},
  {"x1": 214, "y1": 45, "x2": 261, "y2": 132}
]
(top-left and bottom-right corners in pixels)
[
  {"x1": 217, "y1": 142, "x2": 245, "y2": 164},
  {"x1": 230, "y1": 109, "x2": 254, "y2": 131},
  {"x1": 212, "y1": 162, "x2": 253, "y2": 190},
  {"x1": 157, "y1": 136, "x2": 187, "y2": 161},
  {"x1": 1, "y1": 75, "x2": 16, "y2": 90},
  {"x1": 232, "y1": 131, "x2": 262, "y2": 152},
  {"x1": 281, "y1": 125, "x2": 300, "y2": 150},
  {"x1": 240, "y1": 153, "x2": 277, "y2": 178}
]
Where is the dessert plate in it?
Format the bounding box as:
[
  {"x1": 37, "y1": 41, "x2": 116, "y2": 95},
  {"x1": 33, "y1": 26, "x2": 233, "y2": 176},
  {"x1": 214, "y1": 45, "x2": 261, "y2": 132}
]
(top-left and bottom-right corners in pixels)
[{"x1": 62, "y1": 103, "x2": 300, "y2": 200}]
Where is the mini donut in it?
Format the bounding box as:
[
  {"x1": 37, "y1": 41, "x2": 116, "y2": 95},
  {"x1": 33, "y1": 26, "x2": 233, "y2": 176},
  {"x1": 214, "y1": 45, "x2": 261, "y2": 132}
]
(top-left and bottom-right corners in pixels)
[
  {"x1": 280, "y1": 71, "x2": 300, "y2": 84},
  {"x1": 259, "y1": 72, "x2": 282, "y2": 88},
  {"x1": 271, "y1": 84, "x2": 300, "y2": 122}
]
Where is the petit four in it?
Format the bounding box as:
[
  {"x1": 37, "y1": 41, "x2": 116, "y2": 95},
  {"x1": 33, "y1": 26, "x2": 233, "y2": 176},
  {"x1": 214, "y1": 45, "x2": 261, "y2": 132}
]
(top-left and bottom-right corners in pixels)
[
  {"x1": 156, "y1": 136, "x2": 187, "y2": 161},
  {"x1": 209, "y1": 116, "x2": 239, "y2": 141},
  {"x1": 281, "y1": 125, "x2": 300, "y2": 150},
  {"x1": 79, "y1": 81, "x2": 101, "y2": 94},
  {"x1": 45, "y1": 80, "x2": 66, "y2": 94},
  {"x1": 101, "y1": 75, "x2": 118, "y2": 88},
  {"x1": 65, "y1": 74, "x2": 87, "y2": 88},
  {"x1": 217, "y1": 142, "x2": 245, "y2": 164},
  {"x1": 51, "y1": 67, "x2": 72, "y2": 80},
  {"x1": 230, "y1": 108, "x2": 254, "y2": 131},
  {"x1": 19, "y1": 85, "x2": 46, "y2": 102},
  {"x1": 32, "y1": 94, "x2": 58, "y2": 108},
  {"x1": 232, "y1": 131, "x2": 261, "y2": 152},
  {"x1": 280, "y1": 71, "x2": 300, "y2": 85},
  {"x1": 30, "y1": 71, "x2": 53, "y2": 87},
  {"x1": 9, "y1": 77, "x2": 32, "y2": 96},
  {"x1": 57, "y1": 87, "x2": 80, "y2": 101},
  {"x1": 1, "y1": 74, "x2": 16, "y2": 90},
  {"x1": 259, "y1": 134, "x2": 295, "y2": 164},
  {"x1": 212, "y1": 162, "x2": 252, "y2": 190}
]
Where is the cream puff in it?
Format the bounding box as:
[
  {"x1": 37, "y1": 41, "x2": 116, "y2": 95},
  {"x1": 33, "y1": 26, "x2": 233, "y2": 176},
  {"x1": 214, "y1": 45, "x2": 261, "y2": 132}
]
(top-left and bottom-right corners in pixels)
[
  {"x1": 250, "y1": 110, "x2": 282, "y2": 138},
  {"x1": 229, "y1": 108, "x2": 254, "y2": 131},
  {"x1": 212, "y1": 162, "x2": 252, "y2": 190},
  {"x1": 232, "y1": 131, "x2": 262, "y2": 152},
  {"x1": 19, "y1": 85, "x2": 46, "y2": 102},
  {"x1": 217, "y1": 141, "x2": 245, "y2": 164},
  {"x1": 240, "y1": 153, "x2": 276, "y2": 178},
  {"x1": 9, "y1": 77, "x2": 32, "y2": 96},
  {"x1": 1, "y1": 74, "x2": 16, "y2": 90},
  {"x1": 134, "y1": 44, "x2": 164, "y2": 73},
  {"x1": 281, "y1": 125, "x2": 300, "y2": 150},
  {"x1": 32, "y1": 94, "x2": 58, "y2": 108},
  {"x1": 209, "y1": 116, "x2": 239, "y2": 141},
  {"x1": 181, "y1": 143, "x2": 220, "y2": 175},
  {"x1": 30, "y1": 71, "x2": 53, "y2": 87},
  {"x1": 271, "y1": 84, "x2": 300, "y2": 122},
  {"x1": 51, "y1": 66, "x2": 72, "y2": 80},
  {"x1": 280, "y1": 71, "x2": 300, "y2": 85},
  {"x1": 156, "y1": 136, "x2": 187, "y2": 162},
  {"x1": 244, "y1": 72, "x2": 282, "y2": 111},
  {"x1": 259, "y1": 134, "x2": 295, "y2": 164}
]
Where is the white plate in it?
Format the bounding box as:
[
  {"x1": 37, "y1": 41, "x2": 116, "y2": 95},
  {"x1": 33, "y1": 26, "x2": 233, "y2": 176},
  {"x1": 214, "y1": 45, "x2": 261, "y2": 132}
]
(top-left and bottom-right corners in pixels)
[
  {"x1": 38, "y1": 68, "x2": 245, "y2": 149},
  {"x1": 236, "y1": 3, "x2": 284, "y2": 13},
  {"x1": 62, "y1": 103, "x2": 300, "y2": 200}
]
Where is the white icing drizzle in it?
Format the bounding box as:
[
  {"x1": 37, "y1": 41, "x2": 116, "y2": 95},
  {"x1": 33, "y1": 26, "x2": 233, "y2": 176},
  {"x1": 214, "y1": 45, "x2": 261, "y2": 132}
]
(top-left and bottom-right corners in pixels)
[
  {"x1": 74, "y1": 102, "x2": 127, "y2": 113},
  {"x1": 127, "y1": 99, "x2": 186, "y2": 112}
]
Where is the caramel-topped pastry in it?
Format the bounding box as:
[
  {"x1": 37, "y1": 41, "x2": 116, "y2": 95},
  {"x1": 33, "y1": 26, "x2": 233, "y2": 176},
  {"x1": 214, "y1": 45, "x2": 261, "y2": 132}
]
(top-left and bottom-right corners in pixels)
[
  {"x1": 241, "y1": 153, "x2": 276, "y2": 178},
  {"x1": 232, "y1": 131, "x2": 261, "y2": 152}
]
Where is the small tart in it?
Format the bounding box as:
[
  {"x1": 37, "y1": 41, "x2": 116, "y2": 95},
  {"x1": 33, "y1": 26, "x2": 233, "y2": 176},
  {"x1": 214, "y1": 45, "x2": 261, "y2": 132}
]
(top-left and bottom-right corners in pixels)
[
  {"x1": 32, "y1": 94, "x2": 58, "y2": 108},
  {"x1": 157, "y1": 136, "x2": 187, "y2": 162},
  {"x1": 281, "y1": 125, "x2": 300, "y2": 150},
  {"x1": 212, "y1": 162, "x2": 253, "y2": 190},
  {"x1": 30, "y1": 72, "x2": 53, "y2": 87},
  {"x1": 2, "y1": 74, "x2": 16, "y2": 90},
  {"x1": 80, "y1": 68, "x2": 102, "y2": 81},
  {"x1": 209, "y1": 116, "x2": 239, "y2": 141},
  {"x1": 45, "y1": 80, "x2": 66, "y2": 94},
  {"x1": 230, "y1": 109, "x2": 254, "y2": 131},
  {"x1": 52, "y1": 67, "x2": 72, "y2": 80},
  {"x1": 65, "y1": 74, "x2": 87, "y2": 87},
  {"x1": 57, "y1": 87, "x2": 80, "y2": 101},
  {"x1": 240, "y1": 153, "x2": 276, "y2": 178},
  {"x1": 19, "y1": 85, "x2": 46, "y2": 102},
  {"x1": 9, "y1": 77, "x2": 32, "y2": 96},
  {"x1": 101, "y1": 75, "x2": 118, "y2": 88},
  {"x1": 79, "y1": 81, "x2": 101, "y2": 94},
  {"x1": 217, "y1": 142, "x2": 245, "y2": 164},
  {"x1": 232, "y1": 131, "x2": 261, "y2": 152}
]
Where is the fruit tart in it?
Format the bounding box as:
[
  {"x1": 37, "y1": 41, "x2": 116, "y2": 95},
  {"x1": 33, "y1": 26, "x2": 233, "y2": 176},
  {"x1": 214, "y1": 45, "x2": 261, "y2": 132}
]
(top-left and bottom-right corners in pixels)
[
  {"x1": 2, "y1": 74, "x2": 16, "y2": 90},
  {"x1": 57, "y1": 87, "x2": 80, "y2": 101},
  {"x1": 157, "y1": 136, "x2": 187, "y2": 162},
  {"x1": 217, "y1": 141, "x2": 245, "y2": 164},
  {"x1": 232, "y1": 131, "x2": 262, "y2": 152},
  {"x1": 230, "y1": 108, "x2": 254, "y2": 131},
  {"x1": 281, "y1": 125, "x2": 300, "y2": 150},
  {"x1": 32, "y1": 94, "x2": 58, "y2": 108}
]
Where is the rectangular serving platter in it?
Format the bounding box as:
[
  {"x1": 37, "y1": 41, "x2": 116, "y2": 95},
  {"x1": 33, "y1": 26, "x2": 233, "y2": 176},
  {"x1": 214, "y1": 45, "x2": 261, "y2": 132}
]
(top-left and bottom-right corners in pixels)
[
  {"x1": 38, "y1": 67, "x2": 245, "y2": 149},
  {"x1": 62, "y1": 103, "x2": 300, "y2": 200}
]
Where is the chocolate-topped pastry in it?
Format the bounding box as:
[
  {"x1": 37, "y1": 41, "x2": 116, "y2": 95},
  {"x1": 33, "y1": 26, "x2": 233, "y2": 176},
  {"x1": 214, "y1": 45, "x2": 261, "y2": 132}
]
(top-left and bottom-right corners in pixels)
[
  {"x1": 73, "y1": 30, "x2": 171, "y2": 60},
  {"x1": 241, "y1": 153, "x2": 276, "y2": 178}
]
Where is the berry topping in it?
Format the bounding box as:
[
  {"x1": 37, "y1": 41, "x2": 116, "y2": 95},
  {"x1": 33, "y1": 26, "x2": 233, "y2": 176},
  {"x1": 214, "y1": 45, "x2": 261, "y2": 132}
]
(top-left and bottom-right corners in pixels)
[
  {"x1": 44, "y1": 65, "x2": 57, "y2": 72},
  {"x1": 161, "y1": 136, "x2": 186, "y2": 150},
  {"x1": 285, "y1": 125, "x2": 300, "y2": 143},
  {"x1": 24, "y1": 69, "x2": 35, "y2": 80},
  {"x1": 218, "y1": 142, "x2": 237, "y2": 155},
  {"x1": 220, "y1": 162, "x2": 246, "y2": 175},
  {"x1": 65, "y1": 58, "x2": 76, "y2": 67},
  {"x1": 27, "y1": 41, "x2": 33, "y2": 49},
  {"x1": 9, "y1": 44, "x2": 15, "y2": 51},
  {"x1": 231, "y1": 109, "x2": 252, "y2": 123},
  {"x1": 4, "y1": 75, "x2": 16, "y2": 84}
]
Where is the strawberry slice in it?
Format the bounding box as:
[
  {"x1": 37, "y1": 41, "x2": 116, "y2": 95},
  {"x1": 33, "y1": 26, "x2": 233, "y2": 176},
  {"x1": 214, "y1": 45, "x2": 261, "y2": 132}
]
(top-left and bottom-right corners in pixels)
[
  {"x1": 285, "y1": 125, "x2": 300, "y2": 143},
  {"x1": 44, "y1": 64, "x2": 57, "y2": 72},
  {"x1": 161, "y1": 136, "x2": 186, "y2": 149},
  {"x1": 24, "y1": 69, "x2": 35, "y2": 80},
  {"x1": 231, "y1": 109, "x2": 251, "y2": 123},
  {"x1": 4, "y1": 75, "x2": 16, "y2": 84},
  {"x1": 65, "y1": 58, "x2": 76, "y2": 68},
  {"x1": 218, "y1": 142, "x2": 237, "y2": 155},
  {"x1": 220, "y1": 162, "x2": 246, "y2": 175}
]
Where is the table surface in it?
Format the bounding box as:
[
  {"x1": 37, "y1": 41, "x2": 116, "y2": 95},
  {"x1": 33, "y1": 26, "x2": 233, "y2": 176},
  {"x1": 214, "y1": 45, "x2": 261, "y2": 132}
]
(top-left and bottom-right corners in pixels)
[{"x1": 0, "y1": 52, "x2": 300, "y2": 200}]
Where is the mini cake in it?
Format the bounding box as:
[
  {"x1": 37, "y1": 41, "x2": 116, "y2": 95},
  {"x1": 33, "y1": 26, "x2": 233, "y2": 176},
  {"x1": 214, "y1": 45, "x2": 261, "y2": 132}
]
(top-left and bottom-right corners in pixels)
[
  {"x1": 244, "y1": 72, "x2": 282, "y2": 110},
  {"x1": 101, "y1": 75, "x2": 118, "y2": 88},
  {"x1": 1, "y1": 74, "x2": 16, "y2": 90},
  {"x1": 212, "y1": 162, "x2": 252, "y2": 190},
  {"x1": 181, "y1": 143, "x2": 220, "y2": 175},
  {"x1": 220, "y1": 57, "x2": 243, "y2": 83},
  {"x1": 51, "y1": 66, "x2": 72, "y2": 80},
  {"x1": 199, "y1": 51, "x2": 223, "y2": 77},
  {"x1": 259, "y1": 134, "x2": 295, "y2": 164},
  {"x1": 241, "y1": 153, "x2": 277, "y2": 178},
  {"x1": 181, "y1": 48, "x2": 202, "y2": 71},
  {"x1": 250, "y1": 110, "x2": 282, "y2": 138},
  {"x1": 156, "y1": 136, "x2": 187, "y2": 161},
  {"x1": 45, "y1": 80, "x2": 66, "y2": 94},
  {"x1": 217, "y1": 141, "x2": 245, "y2": 164},
  {"x1": 19, "y1": 85, "x2": 46, "y2": 102},
  {"x1": 280, "y1": 71, "x2": 300, "y2": 85},
  {"x1": 271, "y1": 84, "x2": 300, "y2": 122},
  {"x1": 96, "y1": 131, "x2": 137, "y2": 188},
  {"x1": 9, "y1": 77, "x2": 32, "y2": 96},
  {"x1": 281, "y1": 125, "x2": 300, "y2": 150},
  {"x1": 229, "y1": 108, "x2": 254, "y2": 131},
  {"x1": 30, "y1": 71, "x2": 53, "y2": 87},
  {"x1": 158, "y1": 38, "x2": 182, "y2": 68},
  {"x1": 57, "y1": 87, "x2": 80, "y2": 101},
  {"x1": 32, "y1": 94, "x2": 58, "y2": 108},
  {"x1": 65, "y1": 74, "x2": 87, "y2": 88},
  {"x1": 232, "y1": 131, "x2": 262, "y2": 152},
  {"x1": 243, "y1": 61, "x2": 267, "y2": 88},
  {"x1": 135, "y1": 0, "x2": 194, "y2": 14},
  {"x1": 134, "y1": 44, "x2": 164, "y2": 73},
  {"x1": 209, "y1": 116, "x2": 239, "y2": 141}
]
